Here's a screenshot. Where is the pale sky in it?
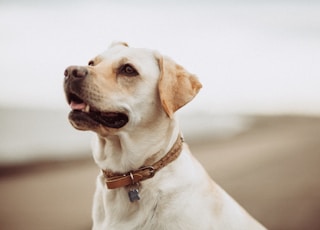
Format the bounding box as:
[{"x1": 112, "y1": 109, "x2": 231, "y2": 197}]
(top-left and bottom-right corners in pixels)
[{"x1": 1, "y1": 0, "x2": 320, "y2": 115}]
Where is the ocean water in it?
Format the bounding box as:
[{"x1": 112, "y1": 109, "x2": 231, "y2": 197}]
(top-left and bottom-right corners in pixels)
[
  {"x1": 0, "y1": 107, "x2": 92, "y2": 164},
  {"x1": 1, "y1": 0, "x2": 320, "y2": 163},
  {"x1": 0, "y1": 107, "x2": 252, "y2": 164}
]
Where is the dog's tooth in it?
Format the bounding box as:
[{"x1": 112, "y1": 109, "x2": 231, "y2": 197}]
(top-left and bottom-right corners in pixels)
[{"x1": 85, "y1": 104, "x2": 90, "y2": 113}]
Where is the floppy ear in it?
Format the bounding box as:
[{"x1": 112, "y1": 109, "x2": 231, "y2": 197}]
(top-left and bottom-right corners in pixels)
[{"x1": 157, "y1": 55, "x2": 202, "y2": 118}]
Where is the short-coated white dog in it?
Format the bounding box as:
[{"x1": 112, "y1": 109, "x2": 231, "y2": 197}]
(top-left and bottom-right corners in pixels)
[{"x1": 63, "y1": 42, "x2": 267, "y2": 230}]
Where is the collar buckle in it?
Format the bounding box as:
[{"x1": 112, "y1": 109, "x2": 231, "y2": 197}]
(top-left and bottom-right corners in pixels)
[{"x1": 138, "y1": 166, "x2": 155, "y2": 179}]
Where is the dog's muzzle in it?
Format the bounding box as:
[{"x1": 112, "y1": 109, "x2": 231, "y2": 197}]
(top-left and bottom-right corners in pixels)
[{"x1": 63, "y1": 66, "x2": 129, "y2": 129}]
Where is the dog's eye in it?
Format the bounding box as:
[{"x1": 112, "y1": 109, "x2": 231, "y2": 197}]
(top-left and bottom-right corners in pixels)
[
  {"x1": 88, "y1": 60, "x2": 94, "y2": 66},
  {"x1": 119, "y1": 64, "x2": 138, "y2": 77}
]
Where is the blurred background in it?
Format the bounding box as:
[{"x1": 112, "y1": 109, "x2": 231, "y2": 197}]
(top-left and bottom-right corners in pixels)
[{"x1": 0, "y1": 0, "x2": 320, "y2": 229}]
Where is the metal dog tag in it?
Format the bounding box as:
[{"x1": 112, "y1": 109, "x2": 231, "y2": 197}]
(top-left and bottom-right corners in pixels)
[{"x1": 128, "y1": 187, "x2": 140, "y2": 202}]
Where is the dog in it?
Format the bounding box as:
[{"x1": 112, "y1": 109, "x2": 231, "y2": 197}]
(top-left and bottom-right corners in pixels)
[{"x1": 63, "y1": 42, "x2": 267, "y2": 229}]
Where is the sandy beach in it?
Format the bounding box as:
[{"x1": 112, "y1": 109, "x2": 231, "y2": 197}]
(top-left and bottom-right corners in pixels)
[{"x1": 1, "y1": 115, "x2": 320, "y2": 230}]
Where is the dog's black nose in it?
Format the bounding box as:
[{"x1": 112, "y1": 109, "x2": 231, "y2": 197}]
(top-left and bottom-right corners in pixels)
[{"x1": 64, "y1": 66, "x2": 88, "y2": 79}]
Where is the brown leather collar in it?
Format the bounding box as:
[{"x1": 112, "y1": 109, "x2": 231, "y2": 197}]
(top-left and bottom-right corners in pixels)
[{"x1": 102, "y1": 134, "x2": 184, "y2": 189}]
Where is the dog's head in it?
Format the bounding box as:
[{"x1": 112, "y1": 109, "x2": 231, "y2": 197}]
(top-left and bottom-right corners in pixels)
[{"x1": 64, "y1": 42, "x2": 202, "y2": 135}]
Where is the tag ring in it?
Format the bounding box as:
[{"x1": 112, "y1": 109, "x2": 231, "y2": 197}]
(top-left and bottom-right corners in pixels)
[{"x1": 129, "y1": 172, "x2": 135, "y2": 185}]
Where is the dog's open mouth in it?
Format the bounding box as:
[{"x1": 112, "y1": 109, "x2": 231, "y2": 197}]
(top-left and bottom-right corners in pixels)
[{"x1": 67, "y1": 93, "x2": 129, "y2": 129}]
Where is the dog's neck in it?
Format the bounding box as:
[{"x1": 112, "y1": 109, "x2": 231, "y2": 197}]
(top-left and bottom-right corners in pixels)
[{"x1": 92, "y1": 117, "x2": 180, "y2": 173}]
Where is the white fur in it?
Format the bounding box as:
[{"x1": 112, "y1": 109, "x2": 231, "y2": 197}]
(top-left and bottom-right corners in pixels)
[{"x1": 70, "y1": 43, "x2": 266, "y2": 229}]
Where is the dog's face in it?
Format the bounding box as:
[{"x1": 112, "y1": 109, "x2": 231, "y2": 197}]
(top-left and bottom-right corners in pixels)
[{"x1": 64, "y1": 42, "x2": 202, "y2": 135}]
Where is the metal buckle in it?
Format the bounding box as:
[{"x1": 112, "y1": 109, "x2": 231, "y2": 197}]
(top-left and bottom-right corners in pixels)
[{"x1": 139, "y1": 166, "x2": 155, "y2": 178}]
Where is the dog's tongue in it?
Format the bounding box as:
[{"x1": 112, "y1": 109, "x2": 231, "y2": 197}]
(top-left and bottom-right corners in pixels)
[{"x1": 70, "y1": 101, "x2": 86, "y2": 110}]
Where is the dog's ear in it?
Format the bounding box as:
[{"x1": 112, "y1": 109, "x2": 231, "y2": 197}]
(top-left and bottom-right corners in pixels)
[
  {"x1": 109, "y1": 41, "x2": 129, "y2": 48},
  {"x1": 157, "y1": 54, "x2": 202, "y2": 118}
]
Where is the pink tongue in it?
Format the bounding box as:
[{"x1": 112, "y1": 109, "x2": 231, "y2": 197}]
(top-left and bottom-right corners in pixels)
[{"x1": 70, "y1": 101, "x2": 86, "y2": 110}]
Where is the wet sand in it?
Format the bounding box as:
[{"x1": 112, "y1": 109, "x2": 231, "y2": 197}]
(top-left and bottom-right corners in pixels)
[{"x1": 1, "y1": 116, "x2": 320, "y2": 230}]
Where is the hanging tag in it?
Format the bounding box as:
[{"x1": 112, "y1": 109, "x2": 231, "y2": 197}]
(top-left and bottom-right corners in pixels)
[
  {"x1": 128, "y1": 187, "x2": 140, "y2": 202},
  {"x1": 127, "y1": 172, "x2": 140, "y2": 202}
]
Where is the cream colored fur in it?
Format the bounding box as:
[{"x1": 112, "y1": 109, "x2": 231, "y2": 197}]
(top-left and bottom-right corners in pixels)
[{"x1": 67, "y1": 42, "x2": 266, "y2": 229}]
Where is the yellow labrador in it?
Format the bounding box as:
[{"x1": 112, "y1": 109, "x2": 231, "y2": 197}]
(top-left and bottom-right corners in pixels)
[{"x1": 64, "y1": 42, "x2": 266, "y2": 230}]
